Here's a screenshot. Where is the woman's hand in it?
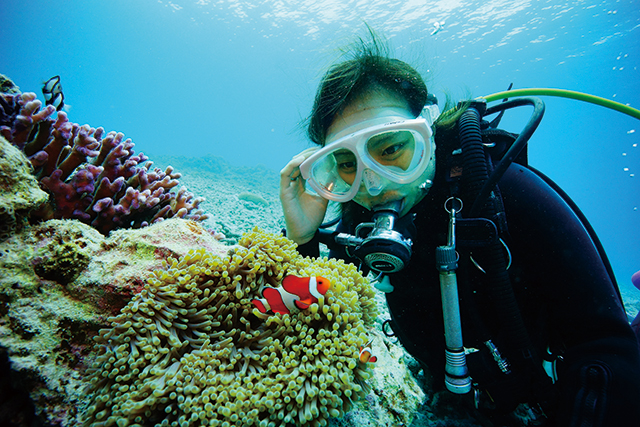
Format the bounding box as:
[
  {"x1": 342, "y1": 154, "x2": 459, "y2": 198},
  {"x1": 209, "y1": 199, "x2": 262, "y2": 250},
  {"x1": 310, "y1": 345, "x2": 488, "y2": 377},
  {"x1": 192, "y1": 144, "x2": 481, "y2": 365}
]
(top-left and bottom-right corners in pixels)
[{"x1": 280, "y1": 148, "x2": 329, "y2": 244}]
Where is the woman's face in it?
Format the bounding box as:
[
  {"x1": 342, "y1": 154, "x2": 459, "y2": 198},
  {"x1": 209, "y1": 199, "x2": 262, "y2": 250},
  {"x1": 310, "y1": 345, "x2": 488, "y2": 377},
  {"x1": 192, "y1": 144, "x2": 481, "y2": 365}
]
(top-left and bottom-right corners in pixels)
[{"x1": 326, "y1": 91, "x2": 436, "y2": 217}]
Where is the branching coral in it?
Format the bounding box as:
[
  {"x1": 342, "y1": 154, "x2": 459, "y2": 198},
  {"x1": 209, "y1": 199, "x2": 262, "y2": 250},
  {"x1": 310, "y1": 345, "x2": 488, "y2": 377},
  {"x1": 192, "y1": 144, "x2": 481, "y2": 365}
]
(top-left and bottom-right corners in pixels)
[
  {"x1": 0, "y1": 76, "x2": 208, "y2": 235},
  {"x1": 83, "y1": 228, "x2": 378, "y2": 427}
]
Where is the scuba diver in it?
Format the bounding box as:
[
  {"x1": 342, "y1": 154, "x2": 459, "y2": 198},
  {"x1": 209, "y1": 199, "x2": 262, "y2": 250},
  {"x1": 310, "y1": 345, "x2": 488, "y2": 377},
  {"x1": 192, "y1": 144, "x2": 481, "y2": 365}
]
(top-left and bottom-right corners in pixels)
[{"x1": 279, "y1": 33, "x2": 640, "y2": 426}]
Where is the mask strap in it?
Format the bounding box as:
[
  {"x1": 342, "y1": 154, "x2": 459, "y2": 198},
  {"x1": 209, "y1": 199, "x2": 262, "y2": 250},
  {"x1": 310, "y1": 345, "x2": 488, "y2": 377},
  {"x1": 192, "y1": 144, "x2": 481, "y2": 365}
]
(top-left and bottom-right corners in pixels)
[{"x1": 422, "y1": 104, "x2": 441, "y2": 127}]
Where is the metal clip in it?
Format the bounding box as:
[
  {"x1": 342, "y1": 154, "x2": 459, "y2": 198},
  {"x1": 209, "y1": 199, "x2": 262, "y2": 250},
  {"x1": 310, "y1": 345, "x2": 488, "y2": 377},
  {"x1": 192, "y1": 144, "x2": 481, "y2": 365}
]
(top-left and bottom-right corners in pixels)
[
  {"x1": 444, "y1": 197, "x2": 463, "y2": 248},
  {"x1": 485, "y1": 340, "x2": 511, "y2": 374}
]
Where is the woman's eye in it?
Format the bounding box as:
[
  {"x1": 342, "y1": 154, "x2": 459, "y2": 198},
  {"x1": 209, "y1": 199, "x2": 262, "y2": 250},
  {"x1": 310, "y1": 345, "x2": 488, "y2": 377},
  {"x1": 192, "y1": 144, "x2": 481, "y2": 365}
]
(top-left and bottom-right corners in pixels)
[
  {"x1": 368, "y1": 131, "x2": 414, "y2": 160},
  {"x1": 334, "y1": 151, "x2": 357, "y2": 173},
  {"x1": 381, "y1": 140, "x2": 410, "y2": 158},
  {"x1": 338, "y1": 161, "x2": 356, "y2": 172},
  {"x1": 382, "y1": 143, "x2": 404, "y2": 156}
]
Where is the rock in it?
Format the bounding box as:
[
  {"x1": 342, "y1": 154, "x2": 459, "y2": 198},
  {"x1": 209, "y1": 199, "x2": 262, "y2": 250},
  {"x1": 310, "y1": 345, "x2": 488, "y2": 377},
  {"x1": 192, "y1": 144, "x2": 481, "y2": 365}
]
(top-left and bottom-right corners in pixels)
[
  {"x1": 0, "y1": 218, "x2": 227, "y2": 426},
  {"x1": 0, "y1": 136, "x2": 49, "y2": 241}
]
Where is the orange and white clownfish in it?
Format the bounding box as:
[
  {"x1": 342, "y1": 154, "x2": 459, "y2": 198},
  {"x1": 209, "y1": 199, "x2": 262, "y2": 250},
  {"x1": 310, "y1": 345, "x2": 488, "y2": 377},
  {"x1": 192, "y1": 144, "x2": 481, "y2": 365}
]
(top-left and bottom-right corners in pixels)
[
  {"x1": 251, "y1": 275, "x2": 331, "y2": 315},
  {"x1": 359, "y1": 339, "x2": 377, "y2": 364}
]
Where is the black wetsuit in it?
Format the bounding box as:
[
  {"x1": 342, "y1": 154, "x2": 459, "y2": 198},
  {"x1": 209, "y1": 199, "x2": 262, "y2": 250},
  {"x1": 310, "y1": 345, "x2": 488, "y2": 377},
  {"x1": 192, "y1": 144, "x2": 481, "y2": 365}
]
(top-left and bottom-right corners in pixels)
[{"x1": 297, "y1": 131, "x2": 640, "y2": 426}]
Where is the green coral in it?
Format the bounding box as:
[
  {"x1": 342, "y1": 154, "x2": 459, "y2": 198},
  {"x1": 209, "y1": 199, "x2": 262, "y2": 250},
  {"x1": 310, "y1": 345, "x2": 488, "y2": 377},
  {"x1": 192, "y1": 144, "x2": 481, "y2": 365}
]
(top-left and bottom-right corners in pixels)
[
  {"x1": 0, "y1": 73, "x2": 20, "y2": 94},
  {"x1": 84, "y1": 228, "x2": 378, "y2": 427},
  {"x1": 32, "y1": 222, "x2": 93, "y2": 285},
  {"x1": 0, "y1": 136, "x2": 48, "y2": 241}
]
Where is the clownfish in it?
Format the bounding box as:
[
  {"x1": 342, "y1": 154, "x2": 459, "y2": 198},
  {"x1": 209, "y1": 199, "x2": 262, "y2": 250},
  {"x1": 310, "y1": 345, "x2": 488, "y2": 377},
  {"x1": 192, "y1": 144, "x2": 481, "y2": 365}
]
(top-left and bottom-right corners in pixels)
[
  {"x1": 251, "y1": 275, "x2": 331, "y2": 315},
  {"x1": 359, "y1": 339, "x2": 377, "y2": 364}
]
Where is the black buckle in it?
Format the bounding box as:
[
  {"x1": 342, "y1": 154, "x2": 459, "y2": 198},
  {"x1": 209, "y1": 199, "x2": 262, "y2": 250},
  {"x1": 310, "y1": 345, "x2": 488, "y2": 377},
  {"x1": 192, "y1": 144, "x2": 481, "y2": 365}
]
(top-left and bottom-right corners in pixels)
[{"x1": 456, "y1": 217, "x2": 498, "y2": 247}]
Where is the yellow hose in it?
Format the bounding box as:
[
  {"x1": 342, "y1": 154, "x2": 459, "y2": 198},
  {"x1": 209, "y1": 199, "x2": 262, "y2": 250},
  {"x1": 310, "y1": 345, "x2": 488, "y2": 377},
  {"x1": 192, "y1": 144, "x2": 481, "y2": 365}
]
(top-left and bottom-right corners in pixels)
[{"x1": 477, "y1": 88, "x2": 640, "y2": 120}]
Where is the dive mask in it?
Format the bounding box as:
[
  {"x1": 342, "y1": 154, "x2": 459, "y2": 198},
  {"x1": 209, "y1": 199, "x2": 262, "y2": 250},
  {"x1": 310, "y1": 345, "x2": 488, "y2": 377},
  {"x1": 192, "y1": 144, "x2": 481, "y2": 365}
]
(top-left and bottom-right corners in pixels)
[{"x1": 300, "y1": 117, "x2": 434, "y2": 203}]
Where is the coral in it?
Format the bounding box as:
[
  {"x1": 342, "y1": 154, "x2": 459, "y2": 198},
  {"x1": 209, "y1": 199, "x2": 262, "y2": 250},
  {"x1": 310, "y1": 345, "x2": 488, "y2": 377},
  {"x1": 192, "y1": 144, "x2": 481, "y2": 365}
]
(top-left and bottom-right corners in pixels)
[
  {"x1": 83, "y1": 228, "x2": 378, "y2": 427},
  {"x1": 0, "y1": 73, "x2": 20, "y2": 95},
  {"x1": 31, "y1": 224, "x2": 93, "y2": 285},
  {"x1": 0, "y1": 135, "x2": 48, "y2": 241},
  {"x1": 0, "y1": 223, "x2": 106, "y2": 427},
  {"x1": 0, "y1": 218, "x2": 229, "y2": 427},
  {"x1": 0, "y1": 218, "x2": 432, "y2": 427},
  {"x1": 0, "y1": 76, "x2": 208, "y2": 235},
  {"x1": 238, "y1": 191, "x2": 269, "y2": 208}
]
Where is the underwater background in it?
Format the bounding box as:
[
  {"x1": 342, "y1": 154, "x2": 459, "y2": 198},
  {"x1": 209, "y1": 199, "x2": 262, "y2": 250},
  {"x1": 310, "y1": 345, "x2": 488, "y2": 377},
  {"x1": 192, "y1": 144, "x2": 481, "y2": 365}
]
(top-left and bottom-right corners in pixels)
[{"x1": 1, "y1": 0, "x2": 638, "y2": 296}]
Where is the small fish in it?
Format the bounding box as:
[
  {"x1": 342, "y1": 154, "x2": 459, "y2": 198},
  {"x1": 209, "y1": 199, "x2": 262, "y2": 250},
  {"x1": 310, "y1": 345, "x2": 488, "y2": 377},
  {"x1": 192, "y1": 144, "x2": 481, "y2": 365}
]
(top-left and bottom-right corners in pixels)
[
  {"x1": 359, "y1": 338, "x2": 377, "y2": 364},
  {"x1": 42, "y1": 75, "x2": 64, "y2": 111},
  {"x1": 430, "y1": 21, "x2": 445, "y2": 36},
  {"x1": 251, "y1": 275, "x2": 331, "y2": 315}
]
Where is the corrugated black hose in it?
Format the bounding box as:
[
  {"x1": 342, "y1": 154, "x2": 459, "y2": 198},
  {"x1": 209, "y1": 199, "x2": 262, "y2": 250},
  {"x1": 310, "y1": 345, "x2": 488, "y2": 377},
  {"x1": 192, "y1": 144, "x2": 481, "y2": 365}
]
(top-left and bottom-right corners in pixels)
[{"x1": 458, "y1": 105, "x2": 552, "y2": 405}]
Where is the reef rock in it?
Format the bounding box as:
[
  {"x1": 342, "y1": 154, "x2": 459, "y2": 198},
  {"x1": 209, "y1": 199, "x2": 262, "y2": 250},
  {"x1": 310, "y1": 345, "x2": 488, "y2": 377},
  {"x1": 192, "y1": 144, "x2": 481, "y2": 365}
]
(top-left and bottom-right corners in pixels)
[{"x1": 0, "y1": 136, "x2": 48, "y2": 241}]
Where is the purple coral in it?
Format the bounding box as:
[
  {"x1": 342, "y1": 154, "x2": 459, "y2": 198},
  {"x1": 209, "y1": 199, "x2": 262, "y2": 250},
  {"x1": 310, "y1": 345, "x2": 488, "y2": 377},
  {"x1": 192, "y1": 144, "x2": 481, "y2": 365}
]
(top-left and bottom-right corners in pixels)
[{"x1": 1, "y1": 80, "x2": 208, "y2": 235}]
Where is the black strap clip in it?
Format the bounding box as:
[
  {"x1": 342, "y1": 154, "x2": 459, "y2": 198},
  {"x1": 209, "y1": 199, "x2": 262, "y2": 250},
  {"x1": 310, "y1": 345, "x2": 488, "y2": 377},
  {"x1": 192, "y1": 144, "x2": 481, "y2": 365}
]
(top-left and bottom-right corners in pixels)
[{"x1": 456, "y1": 217, "x2": 499, "y2": 248}]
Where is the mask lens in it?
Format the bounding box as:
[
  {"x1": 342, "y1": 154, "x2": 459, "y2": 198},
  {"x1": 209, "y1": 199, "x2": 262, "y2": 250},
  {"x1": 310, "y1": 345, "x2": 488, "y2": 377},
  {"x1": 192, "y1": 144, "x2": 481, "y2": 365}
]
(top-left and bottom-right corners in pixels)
[
  {"x1": 365, "y1": 130, "x2": 423, "y2": 176},
  {"x1": 308, "y1": 148, "x2": 359, "y2": 198},
  {"x1": 303, "y1": 120, "x2": 432, "y2": 202}
]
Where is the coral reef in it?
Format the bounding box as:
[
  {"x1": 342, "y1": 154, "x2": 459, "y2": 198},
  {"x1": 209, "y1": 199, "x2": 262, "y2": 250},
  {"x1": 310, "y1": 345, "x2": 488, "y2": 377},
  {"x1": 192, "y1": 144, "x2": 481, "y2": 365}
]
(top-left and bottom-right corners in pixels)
[
  {"x1": 84, "y1": 228, "x2": 378, "y2": 427},
  {"x1": 1, "y1": 218, "x2": 432, "y2": 427},
  {"x1": 0, "y1": 219, "x2": 229, "y2": 426},
  {"x1": 33, "y1": 231, "x2": 91, "y2": 284},
  {"x1": 0, "y1": 135, "x2": 48, "y2": 241},
  {"x1": 0, "y1": 75, "x2": 208, "y2": 235}
]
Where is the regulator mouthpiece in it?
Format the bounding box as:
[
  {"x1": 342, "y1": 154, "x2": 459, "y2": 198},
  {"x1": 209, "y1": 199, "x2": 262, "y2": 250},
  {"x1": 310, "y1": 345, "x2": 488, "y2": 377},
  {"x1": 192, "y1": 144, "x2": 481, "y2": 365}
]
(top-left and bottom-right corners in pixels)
[{"x1": 335, "y1": 201, "x2": 413, "y2": 273}]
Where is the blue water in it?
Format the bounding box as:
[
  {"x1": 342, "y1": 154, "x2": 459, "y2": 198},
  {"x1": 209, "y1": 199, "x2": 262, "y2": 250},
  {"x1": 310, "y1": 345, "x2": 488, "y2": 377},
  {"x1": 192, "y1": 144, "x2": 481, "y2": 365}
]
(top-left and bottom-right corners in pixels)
[{"x1": 1, "y1": 0, "x2": 639, "y2": 294}]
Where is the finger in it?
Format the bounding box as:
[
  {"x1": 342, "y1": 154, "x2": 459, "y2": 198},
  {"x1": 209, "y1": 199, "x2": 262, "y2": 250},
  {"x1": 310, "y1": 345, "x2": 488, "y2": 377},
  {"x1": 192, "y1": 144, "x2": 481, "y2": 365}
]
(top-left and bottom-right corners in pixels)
[
  {"x1": 280, "y1": 159, "x2": 302, "y2": 190},
  {"x1": 298, "y1": 147, "x2": 320, "y2": 157},
  {"x1": 280, "y1": 147, "x2": 318, "y2": 186},
  {"x1": 280, "y1": 164, "x2": 305, "y2": 195},
  {"x1": 280, "y1": 155, "x2": 301, "y2": 178},
  {"x1": 280, "y1": 147, "x2": 318, "y2": 174}
]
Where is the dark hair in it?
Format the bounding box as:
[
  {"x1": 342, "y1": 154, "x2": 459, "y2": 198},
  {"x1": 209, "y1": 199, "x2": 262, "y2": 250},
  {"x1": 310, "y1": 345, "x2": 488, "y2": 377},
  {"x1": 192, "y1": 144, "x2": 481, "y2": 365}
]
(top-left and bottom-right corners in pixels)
[{"x1": 307, "y1": 33, "x2": 428, "y2": 146}]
